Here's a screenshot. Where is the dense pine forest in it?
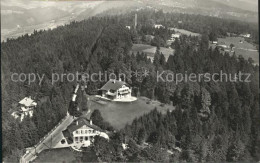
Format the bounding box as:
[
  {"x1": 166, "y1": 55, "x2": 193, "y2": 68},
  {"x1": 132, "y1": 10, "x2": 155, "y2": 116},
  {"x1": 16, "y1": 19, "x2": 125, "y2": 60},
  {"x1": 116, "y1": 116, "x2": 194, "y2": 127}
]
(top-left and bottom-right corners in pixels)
[{"x1": 1, "y1": 10, "x2": 259, "y2": 162}]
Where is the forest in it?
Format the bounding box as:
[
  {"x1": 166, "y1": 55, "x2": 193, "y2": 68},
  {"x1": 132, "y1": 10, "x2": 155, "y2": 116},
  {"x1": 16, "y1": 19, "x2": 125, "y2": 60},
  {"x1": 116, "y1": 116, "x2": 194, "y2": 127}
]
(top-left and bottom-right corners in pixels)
[{"x1": 1, "y1": 9, "x2": 259, "y2": 162}]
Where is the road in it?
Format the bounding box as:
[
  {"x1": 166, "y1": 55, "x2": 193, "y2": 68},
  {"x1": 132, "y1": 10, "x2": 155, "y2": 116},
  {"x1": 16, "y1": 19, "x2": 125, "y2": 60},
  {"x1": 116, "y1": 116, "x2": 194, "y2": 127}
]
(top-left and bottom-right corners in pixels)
[{"x1": 20, "y1": 115, "x2": 74, "y2": 163}]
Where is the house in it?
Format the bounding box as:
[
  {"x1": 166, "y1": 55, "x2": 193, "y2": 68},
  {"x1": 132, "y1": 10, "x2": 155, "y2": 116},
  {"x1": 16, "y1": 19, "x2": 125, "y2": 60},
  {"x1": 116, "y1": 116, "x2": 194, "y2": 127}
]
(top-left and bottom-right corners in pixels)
[
  {"x1": 19, "y1": 96, "x2": 37, "y2": 112},
  {"x1": 240, "y1": 34, "x2": 251, "y2": 38},
  {"x1": 12, "y1": 97, "x2": 37, "y2": 121},
  {"x1": 62, "y1": 117, "x2": 109, "y2": 147},
  {"x1": 126, "y1": 26, "x2": 131, "y2": 30},
  {"x1": 167, "y1": 39, "x2": 175, "y2": 46},
  {"x1": 154, "y1": 24, "x2": 164, "y2": 29},
  {"x1": 99, "y1": 79, "x2": 132, "y2": 100},
  {"x1": 171, "y1": 33, "x2": 181, "y2": 39}
]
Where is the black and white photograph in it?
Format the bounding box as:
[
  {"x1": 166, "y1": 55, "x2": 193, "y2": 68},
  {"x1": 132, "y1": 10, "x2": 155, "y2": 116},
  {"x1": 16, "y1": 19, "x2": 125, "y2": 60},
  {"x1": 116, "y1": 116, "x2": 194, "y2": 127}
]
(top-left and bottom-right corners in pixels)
[{"x1": 1, "y1": 0, "x2": 259, "y2": 162}]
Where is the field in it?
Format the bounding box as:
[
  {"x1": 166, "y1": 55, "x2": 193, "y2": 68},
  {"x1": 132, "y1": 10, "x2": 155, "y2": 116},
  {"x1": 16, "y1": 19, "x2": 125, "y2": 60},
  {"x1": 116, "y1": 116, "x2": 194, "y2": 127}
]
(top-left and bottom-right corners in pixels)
[
  {"x1": 33, "y1": 148, "x2": 80, "y2": 162},
  {"x1": 86, "y1": 96, "x2": 175, "y2": 130},
  {"x1": 33, "y1": 147, "x2": 98, "y2": 162},
  {"x1": 131, "y1": 44, "x2": 174, "y2": 61},
  {"x1": 211, "y1": 37, "x2": 259, "y2": 64}
]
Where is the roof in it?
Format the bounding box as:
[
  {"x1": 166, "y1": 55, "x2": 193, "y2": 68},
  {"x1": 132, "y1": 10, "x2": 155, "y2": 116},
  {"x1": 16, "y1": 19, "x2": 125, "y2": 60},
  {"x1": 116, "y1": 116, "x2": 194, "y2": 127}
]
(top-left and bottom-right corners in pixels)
[
  {"x1": 19, "y1": 97, "x2": 37, "y2": 107},
  {"x1": 66, "y1": 117, "x2": 102, "y2": 134},
  {"x1": 99, "y1": 80, "x2": 128, "y2": 91}
]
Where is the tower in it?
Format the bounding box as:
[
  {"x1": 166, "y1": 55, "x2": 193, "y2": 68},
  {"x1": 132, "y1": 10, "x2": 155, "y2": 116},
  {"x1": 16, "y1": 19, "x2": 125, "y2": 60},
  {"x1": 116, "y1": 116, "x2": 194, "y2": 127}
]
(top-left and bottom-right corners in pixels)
[{"x1": 134, "y1": 13, "x2": 137, "y2": 29}]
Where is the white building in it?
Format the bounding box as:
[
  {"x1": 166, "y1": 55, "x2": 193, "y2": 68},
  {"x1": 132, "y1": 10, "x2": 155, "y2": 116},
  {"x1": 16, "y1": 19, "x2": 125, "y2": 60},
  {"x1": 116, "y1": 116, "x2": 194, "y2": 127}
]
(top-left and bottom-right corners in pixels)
[
  {"x1": 240, "y1": 34, "x2": 251, "y2": 38},
  {"x1": 62, "y1": 117, "x2": 109, "y2": 148},
  {"x1": 12, "y1": 97, "x2": 37, "y2": 121},
  {"x1": 99, "y1": 79, "x2": 132, "y2": 101},
  {"x1": 171, "y1": 33, "x2": 181, "y2": 39},
  {"x1": 154, "y1": 24, "x2": 164, "y2": 29},
  {"x1": 126, "y1": 26, "x2": 131, "y2": 30}
]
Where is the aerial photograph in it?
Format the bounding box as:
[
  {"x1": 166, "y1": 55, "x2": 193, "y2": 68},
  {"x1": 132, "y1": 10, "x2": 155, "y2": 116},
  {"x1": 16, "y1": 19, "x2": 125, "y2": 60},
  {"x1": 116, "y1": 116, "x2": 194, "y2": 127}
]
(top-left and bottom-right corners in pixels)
[{"x1": 1, "y1": 0, "x2": 259, "y2": 162}]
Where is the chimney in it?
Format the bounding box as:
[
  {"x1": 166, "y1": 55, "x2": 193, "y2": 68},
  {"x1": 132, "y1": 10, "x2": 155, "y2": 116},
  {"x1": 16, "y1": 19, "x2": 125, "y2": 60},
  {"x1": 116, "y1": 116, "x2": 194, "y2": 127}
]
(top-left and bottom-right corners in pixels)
[{"x1": 90, "y1": 119, "x2": 92, "y2": 125}]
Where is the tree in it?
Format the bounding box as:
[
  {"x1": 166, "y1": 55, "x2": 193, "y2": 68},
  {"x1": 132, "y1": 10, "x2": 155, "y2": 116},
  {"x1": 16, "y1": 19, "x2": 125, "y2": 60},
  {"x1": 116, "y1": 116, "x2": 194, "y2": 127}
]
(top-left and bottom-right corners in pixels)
[
  {"x1": 137, "y1": 128, "x2": 146, "y2": 145},
  {"x1": 230, "y1": 43, "x2": 235, "y2": 50}
]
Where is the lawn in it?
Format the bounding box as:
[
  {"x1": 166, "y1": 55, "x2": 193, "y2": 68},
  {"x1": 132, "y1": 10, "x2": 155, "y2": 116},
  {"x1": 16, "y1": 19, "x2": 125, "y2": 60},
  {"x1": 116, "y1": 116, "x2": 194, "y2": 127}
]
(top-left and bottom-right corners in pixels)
[
  {"x1": 211, "y1": 37, "x2": 259, "y2": 64},
  {"x1": 33, "y1": 148, "x2": 81, "y2": 163},
  {"x1": 33, "y1": 147, "x2": 98, "y2": 162},
  {"x1": 131, "y1": 44, "x2": 174, "y2": 61},
  {"x1": 86, "y1": 96, "x2": 175, "y2": 130}
]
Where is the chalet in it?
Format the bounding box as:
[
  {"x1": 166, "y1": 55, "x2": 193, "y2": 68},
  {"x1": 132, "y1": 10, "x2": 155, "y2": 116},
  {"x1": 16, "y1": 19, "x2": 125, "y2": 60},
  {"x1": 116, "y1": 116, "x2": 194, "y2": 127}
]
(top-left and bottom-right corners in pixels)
[
  {"x1": 126, "y1": 26, "x2": 131, "y2": 30},
  {"x1": 19, "y1": 96, "x2": 37, "y2": 112},
  {"x1": 99, "y1": 79, "x2": 132, "y2": 101},
  {"x1": 240, "y1": 34, "x2": 251, "y2": 38},
  {"x1": 62, "y1": 117, "x2": 109, "y2": 147},
  {"x1": 171, "y1": 33, "x2": 181, "y2": 39},
  {"x1": 154, "y1": 24, "x2": 164, "y2": 29},
  {"x1": 11, "y1": 97, "x2": 37, "y2": 121}
]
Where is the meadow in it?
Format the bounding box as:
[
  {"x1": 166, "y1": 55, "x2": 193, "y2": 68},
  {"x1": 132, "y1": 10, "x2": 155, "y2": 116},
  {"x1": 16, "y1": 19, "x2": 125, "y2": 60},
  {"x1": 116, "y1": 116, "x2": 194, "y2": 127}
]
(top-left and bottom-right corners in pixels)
[
  {"x1": 211, "y1": 37, "x2": 259, "y2": 64},
  {"x1": 33, "y1": 148, "x2": 80, "y2": 162},
  {"x1": 86, "y1": 96, "x2": 175, "y2": 130},
  {"x1": 131, "y1": 44, "x2": 174, "y2": 61}
]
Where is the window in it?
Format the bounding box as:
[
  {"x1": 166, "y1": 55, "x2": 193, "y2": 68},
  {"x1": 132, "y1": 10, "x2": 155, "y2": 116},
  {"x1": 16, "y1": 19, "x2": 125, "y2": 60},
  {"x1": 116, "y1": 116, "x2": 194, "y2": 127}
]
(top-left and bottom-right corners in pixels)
[
  {"x1": 75, "y1": 137, "x2": 78, "y2": 142},
  {"x1": 85, "y1": 136, "x2": 88, "y2": 141},
  {"x1": 81, "y1": 130, "x2": 83, "y2": 134},
  {"x1": 85, "y1": 130, "x2": 88, "y2": 134},
  {"x1": 76, "y1": 131, "x2": 79, "y2": 134}
]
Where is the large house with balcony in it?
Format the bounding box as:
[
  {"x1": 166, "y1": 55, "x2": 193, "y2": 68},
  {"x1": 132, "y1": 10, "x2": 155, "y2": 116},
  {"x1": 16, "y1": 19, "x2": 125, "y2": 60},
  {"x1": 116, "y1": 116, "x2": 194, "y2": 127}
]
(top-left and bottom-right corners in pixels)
[
  {"x1": 99, "y1": 79, "x2": 132, "y2": 101},
  {"x1": 62, "y1": 117, "x2": 109, "y2": 148}
]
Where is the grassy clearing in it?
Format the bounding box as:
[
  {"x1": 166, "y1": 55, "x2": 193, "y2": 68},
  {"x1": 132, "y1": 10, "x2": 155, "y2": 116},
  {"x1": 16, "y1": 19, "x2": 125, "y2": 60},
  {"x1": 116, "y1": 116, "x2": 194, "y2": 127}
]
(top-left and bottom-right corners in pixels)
[
  {"x1": 33, "y1": 148, "x2": 80, "y2": 163},
  {"x1": 131, "y1": 44, "x2": 174, "y2": 61},
  {"x1": 212, "y1": 37, "x2": 259, "y2": 64},
  {"x1": 87, "y1": 96, "x2": 175, "y2": 130}
]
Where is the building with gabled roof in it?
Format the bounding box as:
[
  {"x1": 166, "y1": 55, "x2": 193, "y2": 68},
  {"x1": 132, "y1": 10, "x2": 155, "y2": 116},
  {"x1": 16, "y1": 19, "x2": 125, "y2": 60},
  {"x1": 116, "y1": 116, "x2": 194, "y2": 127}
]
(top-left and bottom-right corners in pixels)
[
  {"x1": 19, "y1": 96, "x2": 37, "y2": 111},
  {"x1": 99, "y1": 79, "x2": 132, "y2": 101},
  {"x1": 12, "y1": 96, "x2": 37, "y2": 121},
  {"x1": 61, "y1": 117, "x2": 109, "y2": 147}
]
